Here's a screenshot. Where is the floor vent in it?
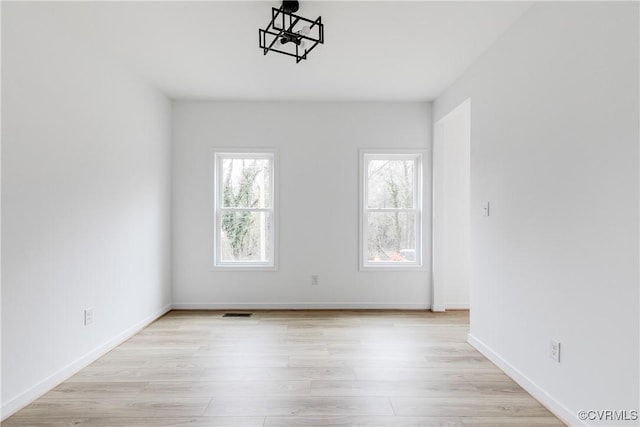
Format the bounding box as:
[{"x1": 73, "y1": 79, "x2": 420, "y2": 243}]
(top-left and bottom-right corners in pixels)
[{"x1": 222, "y1": 313, "x2": 253, "y2": 317}]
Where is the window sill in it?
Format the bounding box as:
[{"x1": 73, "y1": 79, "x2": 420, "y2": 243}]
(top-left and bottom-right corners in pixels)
[
  {"x1": 210, "y1": 265, "x2": 278, "y2": 272},
  {"x1": 359, "y1": 264, "x2": 426, "y2": 272}
]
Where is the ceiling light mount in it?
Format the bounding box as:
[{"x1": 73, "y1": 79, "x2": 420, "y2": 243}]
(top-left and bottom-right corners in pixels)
[
  {"x1": 259, "y1": 1, "x2": 324, "y2": 64},
  {"x1": 281, "y1": 1, "x2": 299, "y2": 13}
]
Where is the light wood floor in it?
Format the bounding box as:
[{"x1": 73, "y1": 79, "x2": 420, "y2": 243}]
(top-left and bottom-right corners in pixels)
[{"x1": 3, "y1": 310, "x2": 565, "y2": 426}]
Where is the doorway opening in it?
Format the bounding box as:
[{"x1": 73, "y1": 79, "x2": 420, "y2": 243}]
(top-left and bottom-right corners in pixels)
[{"x1": 432, "y1": 98, "x2": 471, "y2": 312}]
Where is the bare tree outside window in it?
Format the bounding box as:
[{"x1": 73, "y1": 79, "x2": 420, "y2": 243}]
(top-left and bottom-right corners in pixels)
[
  {"x1": 362, "y1": 152, "x2": 422, "y2": 267},
  {"x1": 214, "y1": 152, "x2": 275, "y2": 267}
]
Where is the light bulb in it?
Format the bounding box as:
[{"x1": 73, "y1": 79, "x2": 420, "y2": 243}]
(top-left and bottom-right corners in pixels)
[
  {"x1": 298, "y1": 39, "x2": 307, "y2": 50},
  {"x1": 299, "y1": 25, "x2": 311, "y2": 36}
]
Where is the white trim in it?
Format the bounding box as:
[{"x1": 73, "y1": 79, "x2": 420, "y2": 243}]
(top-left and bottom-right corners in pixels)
[
  {"x1": 210, "y1": 148, "x2": 279, "y2": 271},
  {"x1": 172, "y1": 303, "x2": 430, "y2": 310},
  {"x1": 359, "y1": 266, "x2": 428, "y2": 272},
  {"x1": 207, "y1": 266, "x2": 278, "y2": 272},
  {"x1": 445, "y1": 303, "x2": 469, "y2": 310},
  {"x1": 431, "y1": 304, "x2": 446, "y2": 312},
  {"x1": 1, "y1": 304, "x2": 171, "y2": 421},
  {"x1": 467, "y1": 333, "x2": 582, "y2": 427},
  {"x1": 359, "y1": 149, "x2": 427, "y2": 271},
  {"x1": 431, "y1": 120, "x2": 445, "y2": 311},
  {"x1": 432, "y1": 97, "x2": 471, "y2": 314}
]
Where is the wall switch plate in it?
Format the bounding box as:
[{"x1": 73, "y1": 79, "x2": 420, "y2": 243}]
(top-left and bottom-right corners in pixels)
[
  {"x1": 311, "y1": 275, "x2": 319, "y2": 286},
  {"x1": 550, "y1": 339, "x2": 560, "y2": 362},
  {"x1": 84, "y1": 308, "x2": 94, "y2": 326},
  {"x1": 483, "y1": 201, "x2": 490, "y2": 217}
]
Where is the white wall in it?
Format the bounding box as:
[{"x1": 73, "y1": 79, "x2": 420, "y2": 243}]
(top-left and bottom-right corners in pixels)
[
  {"x1": 434, "y1": 2, "x2": 638, "y2": 426},
  {"x1": 433, "y1": 100, "x2": 470, "y2": 311},
  {"x1": 1, "y1": 3, "x2": 172, "y2": 418},
  {"x1": 0, "y1": 2, "x2": 3, "y2": 412},
  {"x1": 172, "y1": 101, "x2": 431, "y2": 308},
  {"x1": 0, "y1": 2, "x2": 3, "y2": 413}
]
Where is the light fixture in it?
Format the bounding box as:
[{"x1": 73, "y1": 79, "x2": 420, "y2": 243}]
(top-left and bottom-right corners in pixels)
[{"x1": 258, "y1": 1, "x2": 324, "y2": 64}]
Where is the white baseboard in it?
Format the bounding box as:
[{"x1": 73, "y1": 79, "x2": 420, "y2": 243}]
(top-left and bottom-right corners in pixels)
[
  {"x1": 445, "y1": 303, "x2": 469, "y2": 310},
  {"x1": 431, "y1": 304, "x2": 469, "y2": 311},
  {"x1": 1, "y1": 304, "x2": 171, "y2": 421},
  {"x1": 172, "y1": 302, "x2": 430, "y2": 310},
  {"x1": 467, "y1": 333, "x2": 583, "y2": 427}
]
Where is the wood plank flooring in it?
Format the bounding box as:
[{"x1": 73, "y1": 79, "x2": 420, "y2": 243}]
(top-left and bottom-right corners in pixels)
[{"x1": 2, "y1": 310, "x2": 565, "y2": 426}]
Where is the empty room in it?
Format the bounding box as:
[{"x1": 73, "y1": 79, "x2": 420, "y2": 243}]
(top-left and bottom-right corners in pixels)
[{"x1": 1, "y1": 1, "x2": 638, "y2": 426}]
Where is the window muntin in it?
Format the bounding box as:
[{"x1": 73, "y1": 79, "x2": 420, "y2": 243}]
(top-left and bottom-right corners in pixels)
[
  {"x1": 214, "y1": 151, "x2": 276, "y2": 268},
  {"x1": 361, "y1": 151, "x2": 422, "y2": 269}
]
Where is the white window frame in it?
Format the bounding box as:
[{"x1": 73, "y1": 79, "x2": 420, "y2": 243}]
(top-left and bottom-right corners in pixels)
[
  {"x1": 359, "y1": 149, "x2": 425, "y2": 271},
  {"x1": 211, "y1": 148, "x2": 278, "y2": 270}
]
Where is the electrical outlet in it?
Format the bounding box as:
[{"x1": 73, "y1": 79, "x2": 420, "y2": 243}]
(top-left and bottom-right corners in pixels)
[
  {"x1": 84, "y1": 308, "x2": 94, "y2": 326},
  {"x1": 550, "y1": 339, "x2": 560, "y2": 362},
  {"x1": 311, "y1": 275, "x2": 319, "y2": 286}
]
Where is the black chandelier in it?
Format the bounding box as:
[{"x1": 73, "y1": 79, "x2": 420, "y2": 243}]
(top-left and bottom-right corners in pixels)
[{"x1": 258, "y1": 0, "x2": 324, "y2": 63}]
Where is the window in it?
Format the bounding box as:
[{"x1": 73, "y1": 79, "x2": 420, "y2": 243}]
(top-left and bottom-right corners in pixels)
[
  {"x1": 213, "y1": 150, "x2": 276, "y2": 269},
  {"x1": 360, "y1": 150, "x2": 423, "y2": 269}
]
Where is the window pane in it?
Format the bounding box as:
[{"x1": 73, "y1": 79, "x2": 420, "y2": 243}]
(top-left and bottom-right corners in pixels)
[
  {"x1": 367, "y1": 211, "x2": 416, "y2": 263},
  {"x1": 367, "y1": 159, "x2": 415, "y2": 209},
  {"x1": 220, "y1": 211, "x2": 272, "y2": 262},
  {"x1": 222, "y1": 158, "x2": 271, "y2": 208}
]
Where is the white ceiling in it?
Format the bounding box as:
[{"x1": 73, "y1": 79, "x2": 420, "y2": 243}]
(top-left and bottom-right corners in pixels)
[{"x1": 44, "y1": 1, "x2": 532, "y2": 101}]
